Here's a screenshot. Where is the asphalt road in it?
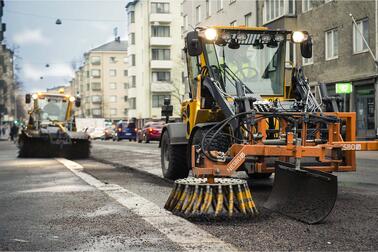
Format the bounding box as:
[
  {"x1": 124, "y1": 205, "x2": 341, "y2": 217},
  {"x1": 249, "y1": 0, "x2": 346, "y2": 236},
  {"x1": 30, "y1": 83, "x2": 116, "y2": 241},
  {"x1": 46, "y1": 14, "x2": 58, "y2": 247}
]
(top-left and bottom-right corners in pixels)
[
  {"x1": 0, "y1": 139, "x2": 377, "y2": 250},
  {"x1": 91, "y1": 140, "x2": 378, "y2": 250}
]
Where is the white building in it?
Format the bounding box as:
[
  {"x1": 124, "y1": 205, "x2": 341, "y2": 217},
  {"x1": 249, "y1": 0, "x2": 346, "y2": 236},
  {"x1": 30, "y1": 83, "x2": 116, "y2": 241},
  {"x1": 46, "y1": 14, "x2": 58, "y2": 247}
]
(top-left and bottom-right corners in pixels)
[{"x1": 126, "y1": 0, "x2": 185, "y2": 119}]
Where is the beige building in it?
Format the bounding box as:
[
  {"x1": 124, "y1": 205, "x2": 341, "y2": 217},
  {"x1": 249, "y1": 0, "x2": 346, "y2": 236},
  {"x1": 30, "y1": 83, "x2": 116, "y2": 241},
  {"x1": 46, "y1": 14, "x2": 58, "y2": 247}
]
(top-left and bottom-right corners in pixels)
[
  {"x1": 126, "y1": 0, "x2": 185, "y2": 120},
  {"x1": 71, "y1": 38, "x2": 129, "y2": 121}
]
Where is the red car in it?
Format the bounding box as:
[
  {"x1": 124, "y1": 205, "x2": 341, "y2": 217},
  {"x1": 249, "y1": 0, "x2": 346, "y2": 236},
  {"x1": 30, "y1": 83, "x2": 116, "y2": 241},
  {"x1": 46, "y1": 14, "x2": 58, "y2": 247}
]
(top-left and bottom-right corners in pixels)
[{"x1": 137, "y1": 121, "x2": 164, "y2": 143}]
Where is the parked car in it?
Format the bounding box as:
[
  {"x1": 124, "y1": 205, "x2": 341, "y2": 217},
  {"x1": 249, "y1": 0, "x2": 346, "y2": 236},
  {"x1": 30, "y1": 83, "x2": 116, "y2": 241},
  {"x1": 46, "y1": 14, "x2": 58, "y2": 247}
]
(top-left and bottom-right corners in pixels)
[
  {"x1": 137, "y1": 121, "x2": 164, "y2": 143},
  {"x1": 102, "y1": 126, "x2": 115, "y2": 140},
  {"x1": 114, "y1": 121, "x2": 137, "y2": 141},
  {"x1": 88, "y1": 127, "x2": 105, "y2": 140}
]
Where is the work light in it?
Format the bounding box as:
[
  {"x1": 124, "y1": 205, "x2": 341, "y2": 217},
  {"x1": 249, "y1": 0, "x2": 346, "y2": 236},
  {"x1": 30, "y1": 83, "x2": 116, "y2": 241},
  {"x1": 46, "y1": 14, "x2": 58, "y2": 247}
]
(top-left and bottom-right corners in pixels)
[
  {"x1": 292, "y1": 31, "x2": 308, "y2": 43},
  {"x1": 204, "y1": 28, "x2": 217, "y2": 41}
]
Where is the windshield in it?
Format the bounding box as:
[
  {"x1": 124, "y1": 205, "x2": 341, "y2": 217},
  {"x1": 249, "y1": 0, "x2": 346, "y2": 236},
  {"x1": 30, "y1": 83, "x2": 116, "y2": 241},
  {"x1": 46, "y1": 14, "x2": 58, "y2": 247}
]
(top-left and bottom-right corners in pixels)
[
  {"x1": 38, "y1": 97, "x2": 69, "y2": 122},
  {"x1": 205, "y1": 37, "x2": 285, "y2": 96}
]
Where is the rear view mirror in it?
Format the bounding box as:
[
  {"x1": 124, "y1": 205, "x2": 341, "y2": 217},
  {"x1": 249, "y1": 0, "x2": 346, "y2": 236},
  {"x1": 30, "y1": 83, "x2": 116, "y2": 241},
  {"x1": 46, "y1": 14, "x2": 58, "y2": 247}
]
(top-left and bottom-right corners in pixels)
[
  {"x1": 301, "y1": 37, "x2": 312, "y2": 59},
  {"x1": 75, "y1": 97, "x2": 81, "y2": 107},
  {"x1": 25, "y1": 94, "x2": 31, "y2": 104},
  {"x1": 186, "y1": 31, "x2": 203, "y2": 56}
]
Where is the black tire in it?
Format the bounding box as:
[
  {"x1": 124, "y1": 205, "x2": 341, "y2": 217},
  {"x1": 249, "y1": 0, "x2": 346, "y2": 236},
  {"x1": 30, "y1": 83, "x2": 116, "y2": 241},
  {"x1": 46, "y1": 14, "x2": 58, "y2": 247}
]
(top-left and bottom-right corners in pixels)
[
  {"x1": 246, "y1": 172, "x2": 272, "y2": 179},
  {"x1": 68, "y1": 140, "x2": 90, "y2": 159},
  {"x1": 18, "y1": 135, "x2": 31, "y2": 158},
  {"x1": 187, "y1": 126, "x2": 231, "y2": 169},
  {"x1": 161, "y1": 131, "x2": 188, "y2": 180}
]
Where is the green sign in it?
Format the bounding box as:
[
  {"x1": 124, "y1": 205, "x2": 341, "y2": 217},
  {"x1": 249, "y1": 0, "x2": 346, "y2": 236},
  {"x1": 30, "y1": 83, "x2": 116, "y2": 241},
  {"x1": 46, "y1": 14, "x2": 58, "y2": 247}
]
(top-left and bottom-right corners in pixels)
[{"x1": 336, "y1": 82, "x2": 353, "y2": 94}]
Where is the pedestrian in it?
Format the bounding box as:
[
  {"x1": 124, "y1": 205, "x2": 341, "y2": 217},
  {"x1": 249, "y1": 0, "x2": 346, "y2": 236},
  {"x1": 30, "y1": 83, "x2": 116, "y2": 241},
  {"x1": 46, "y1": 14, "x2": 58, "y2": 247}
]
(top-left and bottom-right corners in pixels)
[{"x1": 10, "y1": 123, "x2": 19, "y2": 143}]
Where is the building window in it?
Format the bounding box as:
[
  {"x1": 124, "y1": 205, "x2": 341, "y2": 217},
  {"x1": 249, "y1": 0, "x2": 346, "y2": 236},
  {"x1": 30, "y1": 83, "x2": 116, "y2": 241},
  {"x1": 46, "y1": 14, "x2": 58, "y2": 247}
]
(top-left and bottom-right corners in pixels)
[
  {"x1": 124, "y1": 83, "x2": 129, "y2": 89},
  {"x1": 152, "y1": 48, "x2": 170, "y2": 60},
  {"x1": 91, "y1": 69, "x2": 101, "y2": 78},
  {"x1": 196, "y1": 5, "x2": 201, "y2": 24},
  {"x1": 302, "y1": 0, "x2": 313, "y2": 13},
  {"x1": 264, "y1": 0, "x2": 295, "y2": 23},
  {"x1": 129, "y1": 98, "x2": 136, "y2": 109},
  {"x1": 131, "y1": 76, "x2": 136, "y2": 88},
  {"x1": 110, "y1": 108, "x2": 117, "y2": 115},
  {"x1": 109, "y1": 82, "x2": 117, "y2": 89},
  {"x1": 152, "y1": 95, "x2": 170, "y2": 107},
  {"x1": 86, "y1": 83, "x2": 90, "y2": 91},
  {"x1": 92, "y1": 82, "x2": 101, "y2": 91},
  {"x1": 183, "y1": 15, "x2": 188, "y2": 31},
  {"x1": 325, "y1": 29, "x2": 338, "y2": 60},
  {"x1": 109, "y1": 95, "x2": 117, "y2": 102},
  {"x1": 109, "y1": 69, "x2": 117, "y2": 77},
  {"x1": 217, "y1": 0, "x2": 223, "y2": 11},
  {"x1": 151, "y1": 26, "x2": 170, "y2": 37},
  {"x1": 206, "y1": 0, "x2": 211, "y2": 18},
  {"x1": 151, "y1": 2, "x2": 170, "y2": 13},
  {"x1": 129, "y1": 11, "x2": 135, "y2": 23},
  {"x1": 230, "y1": 20, "x2": 237, "y2": 26},
  {"x1": 124, "y1": 70, "x2": 128, "y2": 76},
  {"x1": 130, "y1": 33, "x2": 135, "y2": 45},
  {"x1": 245, "y1": 13, "x2": 252, "y2": 26},
  {"x1": 353, "y1": 18, "x2": 369, "y2": 54},
  {"x1": 123, "y1": 57, "x2": 128, "y2": 64},
  {"x1": 109, "y1": 56, "x2": 117, "y2": 63},
  {"x1": 92, "y1": 95, "x2": 102, "y2": 103},
  {"x1": 124, "y1": 96, "x2": 128, "y2": 102},
  {"x1": 302, "y1": 44, "x2": 314, "y2": 65},
  {"x1": 131, "y1": 55, "x2": 135, "y2": 66},
  {"x1": 92, "y1": 109, "x2": 102, "y2": 116},
  {"x1": 91, "y1": 56, "x2": 101, "y2": 65},
  {"x1": 152, "y1": 71, "x2": 171, "y2": 82},
  {"x1": 124, "y1": 108, "x2": 128, "y2": 115}
]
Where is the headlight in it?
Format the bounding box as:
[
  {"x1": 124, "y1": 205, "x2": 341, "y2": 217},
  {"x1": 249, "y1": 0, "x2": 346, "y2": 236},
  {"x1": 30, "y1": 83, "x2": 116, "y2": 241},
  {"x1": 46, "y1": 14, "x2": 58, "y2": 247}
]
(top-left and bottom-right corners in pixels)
[
  {"x1": 69, "y1": 96, "x2": 76, "y2": 102},
  {"x1": 292, "y1": 31, "x2": 308, "y2": 43},
  {"x1": 204, "y1": 28, "x2": 217, "y2": 41},
  {"x1": 261, "y1": 34, "x2": 272, "y2": 43},
  {"x1": 274, "y1": 34, "x2": 285, "y2": 42},
  {"x1": 236, "y1": 32, "x2": 247, "y2": 41},
  {"x1": 221, "y1": 32, "x2": 231, "y2": 41},
  {"x1": 32, "y1": 94, "x2": 38, "y2": 100}
]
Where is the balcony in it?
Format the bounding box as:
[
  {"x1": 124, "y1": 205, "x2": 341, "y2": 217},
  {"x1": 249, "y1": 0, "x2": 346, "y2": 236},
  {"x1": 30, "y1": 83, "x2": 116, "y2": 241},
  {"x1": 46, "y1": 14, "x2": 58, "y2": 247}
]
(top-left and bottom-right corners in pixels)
[
  {"x1": 150, "y1": 37, "x2": 172, "y2": 46},
  {"x1": 150, "y1": 13, "x2": 172, "y2": 23},
  {"x1": 151, "y1": 82, "x2": 174, "y2": 92},
  {"x1": 151, "y1": 60, "x2": 172, "y2": 69}
]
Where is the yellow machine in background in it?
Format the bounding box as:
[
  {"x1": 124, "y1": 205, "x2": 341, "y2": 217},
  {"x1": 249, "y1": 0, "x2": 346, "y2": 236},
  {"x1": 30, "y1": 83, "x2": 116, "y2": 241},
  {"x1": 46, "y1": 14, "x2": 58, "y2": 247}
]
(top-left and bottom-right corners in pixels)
[
  {"x1": 160, "y1": 26, "x2": 378, "y2": 224},
  {"x1": 18, "y1": 90, "x2": 90, "y2": 158}
]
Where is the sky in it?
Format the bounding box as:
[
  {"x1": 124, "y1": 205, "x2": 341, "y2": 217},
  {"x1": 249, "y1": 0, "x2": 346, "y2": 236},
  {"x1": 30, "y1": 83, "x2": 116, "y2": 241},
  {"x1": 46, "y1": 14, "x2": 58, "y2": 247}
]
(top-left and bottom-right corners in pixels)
[{"x1": 3, "y1": 0, "x2": 130, "y2": 93}]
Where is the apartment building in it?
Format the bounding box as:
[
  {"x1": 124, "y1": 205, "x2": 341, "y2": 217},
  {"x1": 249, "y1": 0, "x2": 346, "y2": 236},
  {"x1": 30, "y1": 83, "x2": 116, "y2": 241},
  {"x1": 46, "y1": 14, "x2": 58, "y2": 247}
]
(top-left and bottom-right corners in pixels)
[
  {"x1": 71, "y1": 38, "x2": 129, "y2": 121},
  {"x1": 181, "y1": 0, "x2": 257, "y2": 31},
  {"x1": 182, "y1": 0, "x2": 378, "y2": 139},
  {"x1": 126, "y1": 0, "x2": 184, "y2": 119},
  {"x1": 0, "y1": 0, "x2": 17, "y2": 122}
]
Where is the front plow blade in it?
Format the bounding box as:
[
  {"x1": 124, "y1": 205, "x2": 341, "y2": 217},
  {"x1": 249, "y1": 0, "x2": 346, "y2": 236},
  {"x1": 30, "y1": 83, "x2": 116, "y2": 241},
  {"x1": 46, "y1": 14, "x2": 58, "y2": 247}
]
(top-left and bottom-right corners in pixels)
[{"x1": 264, "y1": 162, "x2": 337, "y2": 224}]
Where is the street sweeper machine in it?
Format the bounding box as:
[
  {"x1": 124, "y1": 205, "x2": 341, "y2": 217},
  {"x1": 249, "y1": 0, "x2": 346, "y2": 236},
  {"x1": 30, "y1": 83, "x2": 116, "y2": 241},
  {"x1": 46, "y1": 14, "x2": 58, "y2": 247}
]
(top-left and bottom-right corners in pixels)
[
  {"x1": 160, "y1": 26, "x2": 378, "y2": 224},
  {"x1": 18, "y1": 89, "x2": 90, "y2": 158}
]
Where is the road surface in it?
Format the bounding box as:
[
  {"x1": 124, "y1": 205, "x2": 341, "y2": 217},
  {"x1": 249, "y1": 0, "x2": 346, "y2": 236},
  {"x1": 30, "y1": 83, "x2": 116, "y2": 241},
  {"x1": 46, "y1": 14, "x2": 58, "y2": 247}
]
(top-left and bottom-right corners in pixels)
[{"x1": 0, "y1": 139, "x2": 377, "y2": 250}]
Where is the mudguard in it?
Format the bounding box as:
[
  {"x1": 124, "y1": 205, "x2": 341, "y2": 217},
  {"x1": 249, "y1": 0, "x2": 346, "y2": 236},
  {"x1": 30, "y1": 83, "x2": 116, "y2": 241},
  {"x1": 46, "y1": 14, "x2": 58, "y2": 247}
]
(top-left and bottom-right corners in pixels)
[
  {"x1": 264, "y1": 161, "x2": 337, "y2": 224},
  {"x1": 159, "y1": 122, "x2": 187, "y2": 147}
]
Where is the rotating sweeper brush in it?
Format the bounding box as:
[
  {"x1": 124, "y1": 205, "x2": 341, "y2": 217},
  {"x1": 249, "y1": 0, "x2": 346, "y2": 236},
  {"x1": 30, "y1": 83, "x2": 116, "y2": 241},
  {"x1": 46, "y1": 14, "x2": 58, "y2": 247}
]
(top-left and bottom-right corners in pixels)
[{"x1": 164, "y1": 177, "x2": 257, "y2": 217}]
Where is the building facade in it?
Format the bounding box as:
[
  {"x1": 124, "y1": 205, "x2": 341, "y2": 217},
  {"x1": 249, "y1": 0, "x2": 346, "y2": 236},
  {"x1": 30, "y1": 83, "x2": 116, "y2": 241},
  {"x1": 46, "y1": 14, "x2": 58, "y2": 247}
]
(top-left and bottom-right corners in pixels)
[
  {"x1": 71, "y1": 38, "x2": 129, "y2": 121},
  {"x1": 126, "y1": 0, "x2": 184, "y2": 120},
  {"x1": 0, "y1": 0, "x2": 17, "y2": 122},
  {"x1": 182, "y1": 0, "x2": 378, "y2": 139},
  {"x1": 46, "y1": 85, "x2": 72, "y2": 96}
]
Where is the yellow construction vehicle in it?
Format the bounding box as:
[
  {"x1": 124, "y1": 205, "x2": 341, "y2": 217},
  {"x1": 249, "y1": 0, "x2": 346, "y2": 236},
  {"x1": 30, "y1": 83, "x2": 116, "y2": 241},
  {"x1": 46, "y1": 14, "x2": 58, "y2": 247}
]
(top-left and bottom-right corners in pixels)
[
  {"x1": 160, "y1": 26, "x2": 378, "y2": 224},
  {"x1": 18, "y1": 89, "x2": 90, "y2": 158}
]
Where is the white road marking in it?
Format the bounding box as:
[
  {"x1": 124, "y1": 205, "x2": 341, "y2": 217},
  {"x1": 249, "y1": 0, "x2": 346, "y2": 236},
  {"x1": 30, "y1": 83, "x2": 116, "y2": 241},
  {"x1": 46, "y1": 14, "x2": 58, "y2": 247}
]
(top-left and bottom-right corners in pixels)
[{"x1": 56, "y1": 158, "x2": 237, "y2": 251}]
